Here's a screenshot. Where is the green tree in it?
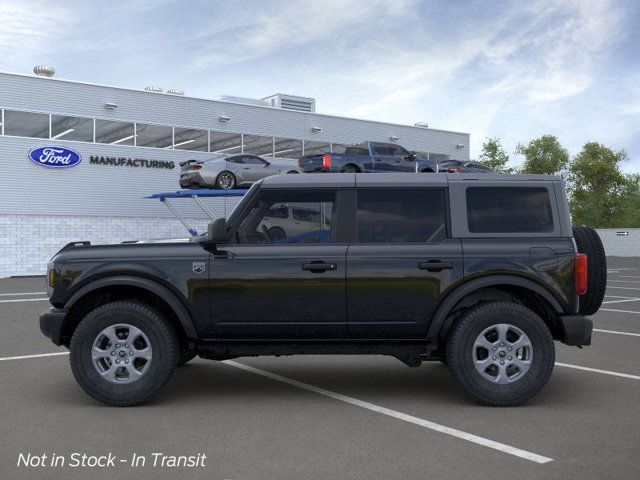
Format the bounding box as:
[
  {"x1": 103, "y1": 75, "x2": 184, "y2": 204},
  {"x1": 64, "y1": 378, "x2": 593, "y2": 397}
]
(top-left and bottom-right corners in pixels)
[
  {"x1": 516, "y1": 135, "x2": 569, "y2": 175},
  {"x1": 478, "y1": 137, "x2": 513, "y2": 173},
  {"x1": 568, "y1": 142, "x2": 628, "y2": 227},
  {"x1": 619, "y1": 174, "x2": 640, "y2": 227}
]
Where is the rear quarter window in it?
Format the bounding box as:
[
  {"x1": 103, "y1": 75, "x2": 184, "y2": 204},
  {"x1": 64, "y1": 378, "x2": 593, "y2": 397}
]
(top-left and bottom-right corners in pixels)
[{"x1": 466, "y1": 187, "x2": 554, "y2": 233}]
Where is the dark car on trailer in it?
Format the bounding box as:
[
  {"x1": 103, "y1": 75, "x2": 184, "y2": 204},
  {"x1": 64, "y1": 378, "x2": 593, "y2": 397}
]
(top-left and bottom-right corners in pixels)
[{"x1": 438, "y1": 159, "x2": 493, "y2": 173}]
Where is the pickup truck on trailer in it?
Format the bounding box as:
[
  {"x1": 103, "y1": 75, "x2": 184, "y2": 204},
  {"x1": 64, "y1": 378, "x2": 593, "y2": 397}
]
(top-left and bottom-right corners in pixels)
[
  {"x1": 298, "y1": 141, "x2": 438, "y2": 173},
  {"x1": 39, "y1": 173, "x2": 606, "y2": 407}
]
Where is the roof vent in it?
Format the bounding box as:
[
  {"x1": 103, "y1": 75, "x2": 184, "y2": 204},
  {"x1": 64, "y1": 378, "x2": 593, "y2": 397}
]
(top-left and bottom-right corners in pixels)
[
  {"x1": 262, "y1": 93, "x2": 316, "y2": 112},
  {"x1": 167, "y1": 89, "x2": 184, "y2": 96},
  {"x1": 33, "y1": 65, "x2": 55, "y2": 77},
  {"x1": 144, "y1": 85, "x2": 163, "y2": 93},
  {"x1": 414, "y1": 122, "x2": 429, "y2": 128}
]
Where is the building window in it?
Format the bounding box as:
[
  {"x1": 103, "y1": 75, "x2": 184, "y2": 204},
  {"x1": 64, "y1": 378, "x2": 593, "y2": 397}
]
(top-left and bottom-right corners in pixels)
[
  {"x1": 210, "y1": 131, "x2": 242, "y2": 154},
  {"x1": 173, "y1": 127, "x2": 208, "y2": 151},
  {"x1": 273, "y1": 137, "x2": 303, "y2": 158},
  {"x1": 50, "y1": 114, "x2": 94, "y2": 142},
  {"x1": 243, "y1": 135, "x2": 274, "y2": 156},
  {"x1": 95, "y1": 119, "x2": 135, "y2": 145},
  {"x1": 303, "y1": 140, "x2": 331, "y2": 156},
  {"x1": 3, "y1": 110, "x2": 49, "y2": 138},
  {"x1": 135, "y1": 123, "x2": 173, "y2": 149}
]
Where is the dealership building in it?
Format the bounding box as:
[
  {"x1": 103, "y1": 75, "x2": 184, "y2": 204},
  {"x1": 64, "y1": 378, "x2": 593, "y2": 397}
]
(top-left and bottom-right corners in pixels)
[{"x1": 0, "y1": 68, "x2": 470, "y2": 277}]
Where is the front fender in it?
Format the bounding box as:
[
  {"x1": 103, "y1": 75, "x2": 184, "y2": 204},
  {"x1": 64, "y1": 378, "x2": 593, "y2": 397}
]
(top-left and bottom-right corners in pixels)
[{"x1": 64, "y1": 275, "x2": 198, "y2": 338}]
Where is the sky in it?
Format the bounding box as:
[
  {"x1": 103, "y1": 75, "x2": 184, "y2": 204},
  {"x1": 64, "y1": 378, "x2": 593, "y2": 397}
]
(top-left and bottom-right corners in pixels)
[{"x1": 1, "y1": 0, "x2": 639, "y2": 170}]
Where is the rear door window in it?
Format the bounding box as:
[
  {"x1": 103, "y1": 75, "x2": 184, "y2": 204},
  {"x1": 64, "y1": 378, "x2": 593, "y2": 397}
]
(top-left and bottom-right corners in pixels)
[
  {"x1": 356, "y1": 189, "x2": 446, "y2": 243},
  {"x1": 466, "y1": 187, "x2": 553, "y2": 233}
]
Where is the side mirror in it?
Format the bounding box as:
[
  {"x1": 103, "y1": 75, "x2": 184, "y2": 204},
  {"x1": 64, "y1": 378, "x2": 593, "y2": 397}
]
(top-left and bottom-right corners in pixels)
[{"x1": 207, "y1": 218, "x2": 227, "y2": 244}]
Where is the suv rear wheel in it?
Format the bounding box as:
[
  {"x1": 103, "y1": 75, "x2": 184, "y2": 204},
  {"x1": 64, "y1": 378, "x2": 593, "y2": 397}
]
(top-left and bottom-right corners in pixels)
[
  {"x1": 446, "y1": 301, "x2": 555, "y2": 407},
  {"x1": 70, "y1": 301, "x2": 179, "y2": 406}
]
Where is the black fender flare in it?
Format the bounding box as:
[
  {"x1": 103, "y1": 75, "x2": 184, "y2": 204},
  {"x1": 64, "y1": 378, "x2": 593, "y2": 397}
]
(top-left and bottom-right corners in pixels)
[
  {"x1": 64, "y1": 275, "x2": 198, "y2": 338},
  {"x1": 426, "y1": 275, "x2": 564, "y2": 339}
]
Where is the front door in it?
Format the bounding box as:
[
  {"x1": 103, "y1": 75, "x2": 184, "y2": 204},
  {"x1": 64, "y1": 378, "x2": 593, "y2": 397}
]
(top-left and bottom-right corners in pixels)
[
  {"x1": 211, "y1": 188, "x2": 348, "y2": 339},
  {"x1": 346, "y1": 188, "x2": 464, "y2": 339}
]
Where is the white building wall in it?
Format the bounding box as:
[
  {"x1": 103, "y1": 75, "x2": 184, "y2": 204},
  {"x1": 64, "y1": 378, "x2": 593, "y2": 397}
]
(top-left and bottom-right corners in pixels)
[
  {"x1": 0, "y1": 211, "x2": 242, "y2": 277},
  {"x1": 595, "y1": 229, "x2": 640, "y2": 257}
]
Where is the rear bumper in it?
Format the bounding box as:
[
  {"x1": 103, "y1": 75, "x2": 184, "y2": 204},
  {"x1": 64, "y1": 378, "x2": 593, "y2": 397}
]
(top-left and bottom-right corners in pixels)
[
  {"x1": 39, "y1": 307, "x2": 67, "y2": 346},
  {"x1": 179, "y1": 172, "x2": 208, "y2": 188},
  {"x1": 558, "y1": 314, "x2": 593, "y2": 346}
]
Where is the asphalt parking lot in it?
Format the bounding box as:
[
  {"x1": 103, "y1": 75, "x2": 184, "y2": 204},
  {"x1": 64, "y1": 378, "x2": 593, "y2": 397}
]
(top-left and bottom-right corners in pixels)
[{"x1": 1, "y1": 257, "x2": 639, "y2": 480}]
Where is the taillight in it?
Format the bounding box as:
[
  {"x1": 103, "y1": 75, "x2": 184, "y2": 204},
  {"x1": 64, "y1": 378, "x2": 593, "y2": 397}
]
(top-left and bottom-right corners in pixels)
[
  {"x1": 322, "y1": 153, "x2": 331, "y2": 169},
  {"x1": 575, "y1": 253, "x2": 588, "y2": 295},
  {"x1": 193, "y1": 165, "x2": 202, "y2": 171},
  {"x1": 297, "y1": 159, "x2": 301, "y2": 167},
  {"x1": 447, "y1": 167, "x2": 462, "y2": 173}
]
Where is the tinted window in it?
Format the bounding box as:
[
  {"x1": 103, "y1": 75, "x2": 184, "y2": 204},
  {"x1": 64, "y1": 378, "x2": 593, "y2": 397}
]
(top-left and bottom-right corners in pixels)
[
  {"x1": 356, "y1": 189, "x2": 446, "y2": 243},
  {"x1": 373, "y1": 144, "x2": 391, "y2": 156},
  {"x1": 387, "y1": 145, "x2": 407, "y2": 157},
  {"x1": 466, "y1": 187, "x2": 553, "y2": 233},
  {"x1": 345, "y1": 147, "x2": 370, "y2": 156},
  {"x1": 242, "y1": 155, "x2": 267, "y2": 165},
  {"x1": 227, "y1": 156, "x2": 244, "y2": 164},
  {"x1": 467, "y1": 162, "x2": 492, "y2": 172},
  {"x1": 237, "y1": 190, "x2": 335, "y2": 244}
]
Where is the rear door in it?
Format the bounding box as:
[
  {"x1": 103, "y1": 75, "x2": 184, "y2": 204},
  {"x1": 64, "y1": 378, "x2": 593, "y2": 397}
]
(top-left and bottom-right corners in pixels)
[{"x1": 346, "y1": 187, "x2": 463, "y2": 339}]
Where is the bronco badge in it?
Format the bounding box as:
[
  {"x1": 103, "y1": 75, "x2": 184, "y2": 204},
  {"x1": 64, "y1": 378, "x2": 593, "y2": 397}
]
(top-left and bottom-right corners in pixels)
[{"x1": 192, "y1": 262, "x2": 206, "y2": 274}]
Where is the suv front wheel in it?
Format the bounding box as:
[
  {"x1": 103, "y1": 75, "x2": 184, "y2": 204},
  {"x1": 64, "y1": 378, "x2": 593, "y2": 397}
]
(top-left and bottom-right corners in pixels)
[
  {"x1": 446, "y1": 302, "x2": 555, "y2": 407},
  {"x1": 70, "y1": 301, "x2": 179, "y2": 406}
]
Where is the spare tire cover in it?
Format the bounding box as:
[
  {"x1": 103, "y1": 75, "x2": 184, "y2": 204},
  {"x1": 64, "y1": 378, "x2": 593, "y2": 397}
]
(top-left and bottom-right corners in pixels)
[{"x1": 572, "y1": 226, "x2": 607, "y2": 315}]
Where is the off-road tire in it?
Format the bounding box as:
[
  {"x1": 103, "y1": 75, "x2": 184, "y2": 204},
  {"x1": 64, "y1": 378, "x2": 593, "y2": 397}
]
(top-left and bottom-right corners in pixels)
[
  {"x1": 70, "y1": 301, "x2": 179, "y2": 407},
  {"x1": 572, "y1": 226, "x2": 607, "y2": 315},
  {"x1": 446, "y1": 301, "x2": 555, "y2": 407}
]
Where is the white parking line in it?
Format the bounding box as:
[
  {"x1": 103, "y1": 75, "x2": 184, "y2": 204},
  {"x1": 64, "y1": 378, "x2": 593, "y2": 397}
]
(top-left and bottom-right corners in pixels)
[
  {"x1": 0, "y1": 292, "x2": 47, "y2": 296},
  {"x1": 0, "y1": 352, "x2": 68, "y2": 362},
  {"x1": 604, "y1": 295, "x2": 636, "y2": 299},
  {"x1": 606, "y1": 286, "x2": 640, "y2": 291},
  {"x1": 555, "y1": 363, "x2": 640, "y2": 381},
  {"x1": 222, "y1": 360, "x2": 553, "y2": 464},
  {"x1": 600, "y1": 308, "x2": 640, "y2": 315},
  {"x1": 593, "y1": 328, "x2": 640, "y2": 338},
  {"x1": 617, "y1": 275, "x2": 640, "y2": 279},
  {"x1": 602, "y1": 298, "x2": 640, "y2": 305},
  {"x1": 609, "y1": 280, "x2": 640, "y2": 284},
  {"x1": 0, "y1": 298, "x2": 49, "y2": 304}
]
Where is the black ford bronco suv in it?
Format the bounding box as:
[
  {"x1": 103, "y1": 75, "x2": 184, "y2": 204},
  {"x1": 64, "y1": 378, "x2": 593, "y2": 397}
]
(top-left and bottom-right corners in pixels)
[{"x1": 39, "y1": 173, "x2": 606, "y2": 407}]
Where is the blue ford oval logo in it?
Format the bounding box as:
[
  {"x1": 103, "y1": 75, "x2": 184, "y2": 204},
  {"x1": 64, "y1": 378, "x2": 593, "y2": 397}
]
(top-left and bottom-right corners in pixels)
[{"x1": 28, "y1": 146, "x2": 82, "y2": 168}]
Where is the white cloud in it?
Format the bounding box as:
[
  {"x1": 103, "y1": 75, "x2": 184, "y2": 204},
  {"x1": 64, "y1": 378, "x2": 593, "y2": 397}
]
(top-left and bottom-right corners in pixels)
[{"x1": 0, "y1": 1, "x2": 74, "y2": 66}]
